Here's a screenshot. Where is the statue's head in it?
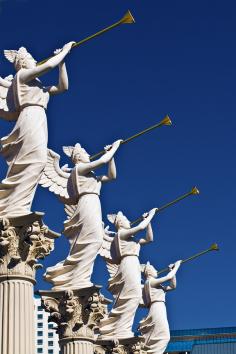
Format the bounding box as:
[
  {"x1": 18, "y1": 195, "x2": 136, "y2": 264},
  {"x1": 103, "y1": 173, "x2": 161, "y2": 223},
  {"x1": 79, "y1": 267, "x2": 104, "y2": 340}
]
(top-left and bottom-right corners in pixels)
[
  {"x1": 63, "y1": 144, "x2": 90, "y2": 164},
  {"x1": 4, "y1": 47, "x2": 37, "y2": 71},
  {"x1": 107, "y1": 211, "x2": 131, "y2": 230},
  {"x1": 144, "y1": 261, "x2": 158, "y2": 279}
]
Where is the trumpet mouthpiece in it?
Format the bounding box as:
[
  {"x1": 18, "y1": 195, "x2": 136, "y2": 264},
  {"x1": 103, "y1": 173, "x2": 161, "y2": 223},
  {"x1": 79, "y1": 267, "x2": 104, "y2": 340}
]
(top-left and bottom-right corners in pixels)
[
  {"x1": 121, "y1": 10, "x2": 135, "y2": 24},
  {"x1": 161, "y1": 115, "x2": 172, "y2": 126},
  {"x1": 191, "y1": 186, "x2": 200, "y2": 195},
  {"x1": 210, "y1": 243, "x2": 219, "y2": 251}
]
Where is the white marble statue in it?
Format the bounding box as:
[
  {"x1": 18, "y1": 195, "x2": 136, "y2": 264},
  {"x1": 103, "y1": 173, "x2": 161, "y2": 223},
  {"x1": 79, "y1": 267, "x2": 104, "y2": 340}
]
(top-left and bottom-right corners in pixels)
[
  {"x1": 139, "y1": 260, "x2": 181, "y2": 354},
  {"x1": 39, "y1": 140, "x2": 122, "y2": 290},
  {"x1": 0, "y1": 42, "x2": 74, "y2": 217},
  {"x1": 98, "y1": 208, "x2": 157, "y2": 339}
]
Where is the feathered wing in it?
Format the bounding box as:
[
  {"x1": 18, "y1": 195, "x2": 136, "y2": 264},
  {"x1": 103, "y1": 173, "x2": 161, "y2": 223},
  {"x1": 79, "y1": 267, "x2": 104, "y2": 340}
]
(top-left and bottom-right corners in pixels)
[
  {"x1": 99, "y1": 226, "x2": 119, "y2": 279},
  {"x1": 0, "y1": 75, "x2": 18, "y2": 121},
  {"x1": 39, "y1": 149, "x2": 71, "y2": 200},
  {"x1": 106, "y1": 261, "x2": 119, "y2": 280},
  {"x1": 0, "y1": 75, "x2": 13, "y2": 110},
  {"x1": 99, "y1": 226, "x2": 115, "y2": 260},
  {"x1": 64, "y1": 204, "x2": 77, "y2": 220},
  {"x1": 4, "y1": 50, "x2": 17, "y2": 63}
]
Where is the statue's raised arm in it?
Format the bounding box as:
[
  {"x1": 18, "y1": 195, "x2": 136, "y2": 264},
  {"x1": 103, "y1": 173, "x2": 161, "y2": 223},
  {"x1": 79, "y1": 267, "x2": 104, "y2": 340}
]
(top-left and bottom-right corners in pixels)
[{"x1": 0, "y1": 43, "x2": 74, "y2": 217}]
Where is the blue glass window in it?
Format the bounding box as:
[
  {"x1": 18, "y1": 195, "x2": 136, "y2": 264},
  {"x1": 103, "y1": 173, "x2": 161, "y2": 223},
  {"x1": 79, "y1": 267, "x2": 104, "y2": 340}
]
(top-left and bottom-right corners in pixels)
[{"x1": 167, "y1": 327, "x2": 236, "y2": 353}]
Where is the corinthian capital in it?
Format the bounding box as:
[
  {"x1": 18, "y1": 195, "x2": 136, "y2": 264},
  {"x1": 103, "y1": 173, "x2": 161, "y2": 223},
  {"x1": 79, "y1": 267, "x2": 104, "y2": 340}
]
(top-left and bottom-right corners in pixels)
[
  {"x1": 39, "y1": 286, "x2": 110, "y2": 341},
  {"x1": 0, "y1": 212, "x2": 60, "y2": 281}
]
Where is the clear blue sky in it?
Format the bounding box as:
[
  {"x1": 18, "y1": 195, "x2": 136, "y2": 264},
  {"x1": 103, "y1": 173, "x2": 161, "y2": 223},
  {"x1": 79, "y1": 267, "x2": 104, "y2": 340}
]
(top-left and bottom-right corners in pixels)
[{"x1": 0, "y1": 0, "x2": 235, "y2": 331}]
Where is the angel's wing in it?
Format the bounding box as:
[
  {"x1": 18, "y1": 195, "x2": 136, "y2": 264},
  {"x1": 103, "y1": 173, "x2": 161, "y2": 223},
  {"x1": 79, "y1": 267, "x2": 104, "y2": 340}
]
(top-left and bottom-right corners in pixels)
[
  {"x1": 98, "y1": 226, "x2": 119, "y2": 280},
  {"x1": 0, "y1": 75, "x2": 18, "y2": 121},
  {"x1": 106, "y1": 260, "x2": 119, "y2": 280},
  {"x1": 39, "y1": 149, "x2": 71, "y2": 200},
  {"x1": 64, "y1": 204, "x2": 77, "y2": 220},
  {"x1": 99, "y1": 226, "x2": 116, "y2": 261}
]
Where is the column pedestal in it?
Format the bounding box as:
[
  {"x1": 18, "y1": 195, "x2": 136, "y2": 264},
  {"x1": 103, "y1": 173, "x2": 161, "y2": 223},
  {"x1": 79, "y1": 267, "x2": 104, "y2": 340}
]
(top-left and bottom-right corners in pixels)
[{"x1": 0, "y1": 213, "x2": 59, "y2": 354}]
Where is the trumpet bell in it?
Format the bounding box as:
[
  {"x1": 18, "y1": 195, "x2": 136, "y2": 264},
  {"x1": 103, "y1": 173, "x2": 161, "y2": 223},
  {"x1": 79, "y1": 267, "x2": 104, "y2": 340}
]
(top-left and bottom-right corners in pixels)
[
  {"x1": 120, "y1": 10, "x2": 135, "y2": 24},
  {"x1": 191, "y1": 186, "x2": 200, "y2": 195},
  {"x1": 210, "y1": 243, "x2": 219, "y2": 251},
  {"x1": 161, "y1": 115, "x2": 172, "y2": 126}
]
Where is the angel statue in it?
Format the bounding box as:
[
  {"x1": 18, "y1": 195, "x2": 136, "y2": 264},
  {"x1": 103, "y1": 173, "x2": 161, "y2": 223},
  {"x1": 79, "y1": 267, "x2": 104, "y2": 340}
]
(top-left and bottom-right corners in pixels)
[
  {"x1": 98, "y1": 208, "x2": 157, "y2": 340},
  {"x1": 139, "y1": 260, "x2": 181, "y2": 354},
  {"x1": 39, "y1": 140, "x2": 122, "y2": 290},
  {"x1": 0, "y1": 42, "x2": 75, "y2": 217}
]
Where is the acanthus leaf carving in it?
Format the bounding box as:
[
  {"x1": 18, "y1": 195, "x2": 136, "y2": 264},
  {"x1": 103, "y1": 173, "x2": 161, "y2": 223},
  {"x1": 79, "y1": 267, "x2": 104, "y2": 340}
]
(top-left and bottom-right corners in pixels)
[
  {"x1": 40, "y1": 287, "x2": 108, "y2": 341},
  {"x1": 86, "y1": 292, "x2": 108, "y2": 329},
  {"x1": 0, "y1": 216, "x2": 59, "y2": 279}
]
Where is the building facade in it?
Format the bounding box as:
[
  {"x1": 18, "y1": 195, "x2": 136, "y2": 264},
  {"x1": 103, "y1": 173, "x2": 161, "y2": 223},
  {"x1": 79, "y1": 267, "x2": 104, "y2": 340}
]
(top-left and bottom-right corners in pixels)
[
  {"x1": 34, "y1": 296, "x2": 60, "y2": 354},
  {"x1": 165, "y1": 327, "x2": 236, "y2": 353}
]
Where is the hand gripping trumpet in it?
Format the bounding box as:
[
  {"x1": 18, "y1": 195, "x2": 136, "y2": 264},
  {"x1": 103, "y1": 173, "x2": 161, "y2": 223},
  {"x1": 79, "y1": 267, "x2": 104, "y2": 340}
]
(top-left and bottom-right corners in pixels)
[
  {"x1": 157, "y1": 243, "x2": 219, "y2": 276},
  {"x1": 90, "y1": 115, "x2": 172, "y2": 161},
  {"x1": 37, "y1": 10, "x2": 135, "y2": 65},
  {"x1": 130, "y1": 186, "x2": 200, "y2": 225}
]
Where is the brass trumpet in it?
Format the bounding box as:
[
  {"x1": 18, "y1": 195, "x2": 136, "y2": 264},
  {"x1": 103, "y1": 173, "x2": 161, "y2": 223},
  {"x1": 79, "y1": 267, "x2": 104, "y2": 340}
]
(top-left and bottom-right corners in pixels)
[
  {"x1": 130, "y1": 186, "x2": 200, "y2": 225},
  {"x1": 37, "y1": 10, "x2": 135, "y2": 65},
  {"x1": 157, "y1": 243, "x2": 219, "y2": 276},
  {"x1": 90, "y1": 115, "x2": 172, "y2": 161}
]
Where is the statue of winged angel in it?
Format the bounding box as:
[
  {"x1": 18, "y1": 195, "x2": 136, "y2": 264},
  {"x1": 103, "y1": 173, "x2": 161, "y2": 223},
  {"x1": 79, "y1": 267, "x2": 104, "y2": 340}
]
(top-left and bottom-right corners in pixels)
[
  {"x1": 98, "y1": 208, "x2": 157, "y2": 340},
  {"x1": 39, "y1": 140, "x2": 122, "y2": 290},
  {"x1": 0, "y1": 42, "x2": 74, "y2": 217},
  {"x1": 139, "y1": 260, "x2": 181, "y2": 354}
]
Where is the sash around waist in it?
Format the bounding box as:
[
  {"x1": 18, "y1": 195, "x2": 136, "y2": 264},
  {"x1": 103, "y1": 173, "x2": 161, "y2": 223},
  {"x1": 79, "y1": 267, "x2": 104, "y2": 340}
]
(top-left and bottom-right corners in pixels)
[
  {"x1": 79, "y1": 192, "x2": 100, "y2": 198},
  {"x1": 19, "y1": 104, "x2": 46, "y2": 111}
]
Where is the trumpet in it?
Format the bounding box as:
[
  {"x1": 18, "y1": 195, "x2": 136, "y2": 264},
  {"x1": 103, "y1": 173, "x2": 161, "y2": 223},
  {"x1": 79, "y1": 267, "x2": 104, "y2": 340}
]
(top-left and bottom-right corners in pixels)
[
  {"x1": 90, "y1": 115, "x2": 172, "y2": 161},
  {"x1": 157, "y1": 243, "x2": 219, "y2": 275},
  {"x1": 130, "y1": 186, "x2": 200, "y2": 225},
  {"x1": 37, "y1": 10, "x2": 135, "y2": 65}
]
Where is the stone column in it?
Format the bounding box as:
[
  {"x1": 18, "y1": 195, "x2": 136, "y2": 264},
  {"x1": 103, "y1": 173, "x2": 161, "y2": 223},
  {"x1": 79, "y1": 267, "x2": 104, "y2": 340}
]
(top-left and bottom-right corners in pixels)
[
  {"x1": 0, "y1": 213, "x2": 59, "y2": 354},
  {"x1": 40, "y1": 286, "x2": 110, "y2": 354}
]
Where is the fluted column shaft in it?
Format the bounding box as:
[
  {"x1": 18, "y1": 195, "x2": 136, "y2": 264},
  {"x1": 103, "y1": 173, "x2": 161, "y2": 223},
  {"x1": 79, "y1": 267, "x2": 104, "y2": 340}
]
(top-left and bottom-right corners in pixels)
[
  {"x1": 60, "y1": 339, "x2": 94, "y2": 354},
  {"x1": 0, "y1": 278, "x2": 35, "y2": 354}
]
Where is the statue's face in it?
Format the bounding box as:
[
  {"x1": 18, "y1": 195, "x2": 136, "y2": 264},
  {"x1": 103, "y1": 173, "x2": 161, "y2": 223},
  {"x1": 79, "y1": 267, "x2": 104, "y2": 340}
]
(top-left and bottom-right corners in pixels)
[
  {"x1": 146, "y1": 265, "x2": 158, "y2": 278},
  {"x1": 117, "y1": 214, "x2": 130, "y2": 229},
  {"x1": 151, "y1": 269, "x2": 158, "y2": 278},
  {"x1": 74, "y1": 148, "x2": 90, "y2": 163},
  {"x1": 22, "y1": 53, "x2": 37, "y2": 69}
]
